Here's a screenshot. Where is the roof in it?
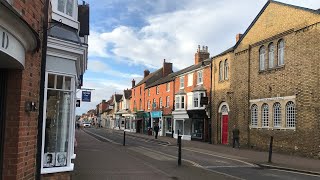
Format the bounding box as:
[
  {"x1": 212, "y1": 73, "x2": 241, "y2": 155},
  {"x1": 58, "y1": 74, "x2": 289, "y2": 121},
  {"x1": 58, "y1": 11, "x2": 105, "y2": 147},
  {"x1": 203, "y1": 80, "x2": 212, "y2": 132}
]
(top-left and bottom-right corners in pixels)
[
  {"x1": 146, "y1": 59, "x2": 211, "y2": 89},
  {"x1": 48, "y1": 22, "x2": 81, "y2": 44},
  {"x1": 235, "y1": 0, "x2": 320, "y2": 49},
  {"x1": 212, "y1": 46, "x2": 234, "y2": 59},
  {"x1": 124, "y1": 89, "x2": 132, "y2": 99},
  {"x1": 135, "y1": 68, "x2": 163, "y2": 87},
  {"x1": 114, "y1": 94, "x2": 122, "y2": 102},
  {"x1": 192, "y1": 84, "x2": 207, "y2": 92}
]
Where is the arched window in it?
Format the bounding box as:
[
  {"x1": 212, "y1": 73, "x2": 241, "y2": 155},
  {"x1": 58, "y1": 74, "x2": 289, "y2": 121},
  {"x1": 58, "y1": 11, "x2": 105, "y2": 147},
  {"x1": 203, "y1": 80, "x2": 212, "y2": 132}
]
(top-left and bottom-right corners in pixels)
[
  {"x1": 278, "y1": 39, "x2": 284, "y2": 65},
  {"x1": 286, "y1": 101, "x2": 295, "y2": 128},
  {"x1": 251, "y1": 104, "x2": 258, "y2": 126},
  {"x1": 268, "y1": 43, "x2": 274, "y2": 68},
  {"x1": 273, "y1": 102, "x2": 281, "y2": 128},
  {"x1": 224, "y1": 60, "x2": 228, "y2": 80},
  {"x1": 219, "y1": 61, "x2": 223, "y2": 81},
  {"x1": 259, "y1": 46, "x2": 265, "y2": 70},
  {"x1": 262, "y1": 103, "x2": 269, "y2": 127}
]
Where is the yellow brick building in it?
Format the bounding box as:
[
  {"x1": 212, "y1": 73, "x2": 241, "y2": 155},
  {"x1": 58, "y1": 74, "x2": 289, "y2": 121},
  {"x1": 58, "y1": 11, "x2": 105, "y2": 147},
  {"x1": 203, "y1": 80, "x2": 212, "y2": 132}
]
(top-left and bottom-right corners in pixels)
[{"x1": 211, "y1": 0, "x2": 320, "y2": 158}]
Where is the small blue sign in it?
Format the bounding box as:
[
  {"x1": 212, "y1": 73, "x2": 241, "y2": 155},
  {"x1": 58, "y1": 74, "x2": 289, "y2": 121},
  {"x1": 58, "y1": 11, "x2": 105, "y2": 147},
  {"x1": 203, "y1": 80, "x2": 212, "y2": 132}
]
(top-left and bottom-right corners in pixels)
[
  {"x1": 150, "y1": 111, "x2": 162, "y2": 118},
  {"x1": 82, "y1": 91, "x2": 91, "y2": 102}
]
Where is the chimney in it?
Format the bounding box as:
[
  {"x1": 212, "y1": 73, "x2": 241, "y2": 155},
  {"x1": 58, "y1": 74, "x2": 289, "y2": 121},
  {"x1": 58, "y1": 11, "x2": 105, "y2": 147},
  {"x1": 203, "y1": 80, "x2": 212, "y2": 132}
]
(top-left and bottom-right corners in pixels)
[
  {"x1": 144, "y1": 69, "x2": 150, "y2": 78},
  {"x1": 132, "y1": 79, "x2": 135, "y2": 88},
  {"x1": 162, "y1": 59, "x2": 173, "y2": 77},
  {"x1": 236, "y1": 33, "x2": 242, "y2": 42},
  {"x1": 195, "y1": 45, "x2": 210, "y2": 64}
]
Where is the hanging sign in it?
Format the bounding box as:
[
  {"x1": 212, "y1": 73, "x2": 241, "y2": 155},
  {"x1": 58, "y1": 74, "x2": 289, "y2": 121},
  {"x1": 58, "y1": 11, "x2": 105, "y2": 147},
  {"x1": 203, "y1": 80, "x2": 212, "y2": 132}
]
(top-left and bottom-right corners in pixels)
[{"x1": 81, "y1": 91, "x2": 91, "y2": 102}]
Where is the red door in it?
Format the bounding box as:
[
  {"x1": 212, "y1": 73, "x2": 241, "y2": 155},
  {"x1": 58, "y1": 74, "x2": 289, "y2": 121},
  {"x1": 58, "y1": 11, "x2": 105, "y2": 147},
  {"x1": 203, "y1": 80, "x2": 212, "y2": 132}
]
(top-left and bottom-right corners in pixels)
[{"x1": 222, "y1": 115, "x2": 229, "y2": 144}]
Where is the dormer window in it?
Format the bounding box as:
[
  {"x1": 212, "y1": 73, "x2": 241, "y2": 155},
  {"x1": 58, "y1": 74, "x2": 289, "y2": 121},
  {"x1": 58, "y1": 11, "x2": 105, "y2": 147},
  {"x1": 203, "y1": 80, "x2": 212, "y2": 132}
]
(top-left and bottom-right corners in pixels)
[{"x1": 58, "y1": 0, "x2": 74, "y2": 16}]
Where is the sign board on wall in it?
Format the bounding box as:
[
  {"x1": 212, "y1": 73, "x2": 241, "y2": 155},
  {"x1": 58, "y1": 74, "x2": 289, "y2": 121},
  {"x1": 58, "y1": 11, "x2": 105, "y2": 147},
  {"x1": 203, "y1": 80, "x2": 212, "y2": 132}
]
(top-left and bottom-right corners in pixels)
[
  {"x1": 81, "y1": 91, "x2": 91, "y2": 102},
  {"x1": 150, "y1": 111, "x2": 162, "y2": 118}
]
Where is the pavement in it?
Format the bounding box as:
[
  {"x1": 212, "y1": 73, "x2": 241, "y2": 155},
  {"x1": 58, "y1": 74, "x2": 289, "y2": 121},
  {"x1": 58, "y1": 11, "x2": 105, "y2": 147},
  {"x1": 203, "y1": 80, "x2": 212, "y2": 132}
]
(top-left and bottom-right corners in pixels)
[
  {"x1": 109, "y1": 129, "x2": 320, "y2": 175},
  {"x1": 72, "y1": 129, "x2": 234, "y2": 180}
]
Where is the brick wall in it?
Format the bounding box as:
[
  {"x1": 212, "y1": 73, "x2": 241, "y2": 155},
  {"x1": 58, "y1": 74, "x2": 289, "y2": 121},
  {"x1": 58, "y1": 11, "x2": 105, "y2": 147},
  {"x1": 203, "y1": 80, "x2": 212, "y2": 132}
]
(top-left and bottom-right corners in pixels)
[
  {"x1": 130, "y1": 84, "x2": 146, "y2": 112},
  {"x1": 2, "y1": 0, "x2": 44, "y2": 179}
]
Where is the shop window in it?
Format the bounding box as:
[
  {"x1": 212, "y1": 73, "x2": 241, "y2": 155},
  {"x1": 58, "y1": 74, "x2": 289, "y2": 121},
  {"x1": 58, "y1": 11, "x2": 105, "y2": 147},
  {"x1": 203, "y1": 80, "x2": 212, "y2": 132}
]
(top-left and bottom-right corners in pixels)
[
  {"x1": 58, "y1": 0, "x2": 74, "y2": 17},
  {"x1": 175, "y1": 120, "x2": 184, "y2": 135},
  {"x1": 42, "y1": 73, "x2": 74, "y2": 171},
  {"x1": 191, "y1": 119, "x2": 203, "y2": 139},
  {"x1": 166, "y1": 118, "x2": 172, "y2": 132}
]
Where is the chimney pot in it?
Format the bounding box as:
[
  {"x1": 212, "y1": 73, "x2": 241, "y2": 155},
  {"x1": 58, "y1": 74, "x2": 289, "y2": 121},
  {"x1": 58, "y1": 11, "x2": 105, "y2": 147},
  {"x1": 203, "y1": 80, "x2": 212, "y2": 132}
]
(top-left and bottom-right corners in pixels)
[
  {"x1": 132, "y1": 79, "x2": 136, "y2": 88},
  {"x1": 144, "y1": 70, "x2": 150, "y2": 78},
  {"x1": 236, "y1": 33, "x2": 243, "y2": 42}
]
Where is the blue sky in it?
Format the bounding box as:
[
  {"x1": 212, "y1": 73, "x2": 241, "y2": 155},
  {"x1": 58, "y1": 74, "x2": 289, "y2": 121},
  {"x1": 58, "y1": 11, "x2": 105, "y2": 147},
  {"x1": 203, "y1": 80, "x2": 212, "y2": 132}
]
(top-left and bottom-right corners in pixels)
[{"x1": 76, "y1": 0, "x2": 320, "y2": 115}]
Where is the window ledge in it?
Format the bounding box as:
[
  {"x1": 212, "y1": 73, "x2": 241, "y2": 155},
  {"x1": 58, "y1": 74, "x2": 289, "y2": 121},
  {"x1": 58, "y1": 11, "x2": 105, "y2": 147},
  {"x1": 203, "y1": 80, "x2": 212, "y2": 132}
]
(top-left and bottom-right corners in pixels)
[
  {"x1": 259, "y1": 65, "x2": 285, "y2": 74},
  {"x1": 250, "y1": 126, "x2": 296, "y2": 131},
  {"x1": 41, "y1": 163, "x2": 74, "y2": 174}
]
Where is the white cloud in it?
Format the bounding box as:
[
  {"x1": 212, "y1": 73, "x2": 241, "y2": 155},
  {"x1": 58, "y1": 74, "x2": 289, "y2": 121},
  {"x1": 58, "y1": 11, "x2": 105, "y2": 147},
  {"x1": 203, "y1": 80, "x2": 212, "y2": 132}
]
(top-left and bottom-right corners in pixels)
[{"x1": 89, "y1": 0, "x2": 320, "y2": 70}]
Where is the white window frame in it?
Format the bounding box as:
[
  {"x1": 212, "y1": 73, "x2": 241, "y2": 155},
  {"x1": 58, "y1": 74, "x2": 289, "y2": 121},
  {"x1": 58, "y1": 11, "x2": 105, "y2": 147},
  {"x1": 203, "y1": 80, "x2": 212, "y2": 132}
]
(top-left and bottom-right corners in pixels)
[
  {"x1": 262, "y1": 103, "x2": 269, "y2": 127},
  {"x1": 166, "y1": 96, "x2": 170, "y2": 107},
  {"x1": 190, "y1": 92, "x2": 206, "y2": 109},
  {"x1": 197, "y1": 71, "x2": 203, "y2": 85},
  {"x1": 180, "y1": 76, "x2": 184, "y2": 89},
  {"x1": 41, "y1": 72, "x2": 75, "y2": 174},
  {"x1": 156, "y1": 86, "x2": 159, "y2": 94},
  {"x1": 175, "y1": 95, "x2": 186, "y2": 110},
  {"x1": 224, "y1": 60, "x2": 228, "y2": 80},
  {"x1": 268, "y1": 43, "x2": 274, "y2": 68},
  {"x1": 260, "y1": 46, "x2": 265, "y2": 71},
  {"x1": 188, "y1": 73, "x2": 193, "y2": 87},
  {"x1": 286, "y1": 101, "x2": 295, "y2": 128},
  {"x1": 273, "y1": 102, "x2": 281, "y2": 128},
  {"x1": 251, "y1": 104, "x2": 258, "y2": 127},
  {"x1": 166, "y1": 83, "x2": 170, "y2": 92},
  {"x1": 159, "y1": 97, "x2": 162, "y2": 108},
  {"x1": 55, "y1": 0, "x2": 77, "y2": 18},
  {"x1": 278, "y1": 39, "x2": 284, "y2": 66}
]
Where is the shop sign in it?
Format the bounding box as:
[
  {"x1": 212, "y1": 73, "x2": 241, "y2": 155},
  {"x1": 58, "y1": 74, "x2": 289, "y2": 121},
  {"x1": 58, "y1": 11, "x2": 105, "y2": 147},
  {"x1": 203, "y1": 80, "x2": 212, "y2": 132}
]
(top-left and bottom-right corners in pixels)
[
  {"x1": 81, "y1": 91, "x2": 91, "y2": 102},
  {"x1": 0, "y1": 26, "x2": 25, "y2": 67},
  {"x1": 150, "y1": 111, "x2": 162, "y2": 118},
  {"x1": 200, "y1": 97, "x2": 208, "y2": 106}
]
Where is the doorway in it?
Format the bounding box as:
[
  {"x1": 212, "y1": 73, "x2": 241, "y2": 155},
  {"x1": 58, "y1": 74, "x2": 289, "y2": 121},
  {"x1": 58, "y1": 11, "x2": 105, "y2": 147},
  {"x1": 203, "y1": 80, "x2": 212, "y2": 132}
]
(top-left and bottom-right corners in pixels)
[
  {"x1": 0, "y1": 69, "x2": 7, "y2": 179},
  {"x1": 221, "y1": 115, "x2": 228, "y2": 144},
  {"x1": 219, "y1": 103, "x2": 229, "y2": 145}
]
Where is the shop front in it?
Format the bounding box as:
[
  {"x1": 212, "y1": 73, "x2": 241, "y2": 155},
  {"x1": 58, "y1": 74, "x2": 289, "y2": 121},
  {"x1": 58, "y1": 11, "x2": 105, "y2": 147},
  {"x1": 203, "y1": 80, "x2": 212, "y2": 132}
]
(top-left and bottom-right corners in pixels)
[
  {"x1": 163, "y1": 116, "x2": 173, "y2": 137},
  {"x1": 172, "y1": 110, "x2": 191, "y2": 140},
  {"x1": 187, "y1": 110, "x2": 207, "y2": 141},
  {"x1": 150, "y1": 111, "x2": 163, "y2": 136}
]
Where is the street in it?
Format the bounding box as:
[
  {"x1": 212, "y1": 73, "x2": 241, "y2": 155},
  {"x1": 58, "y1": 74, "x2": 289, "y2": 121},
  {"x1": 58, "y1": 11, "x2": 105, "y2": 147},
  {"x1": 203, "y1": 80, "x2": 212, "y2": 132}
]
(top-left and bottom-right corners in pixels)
[{"x1": 73, "y1": 128, "x2": 320, "y2": 180}]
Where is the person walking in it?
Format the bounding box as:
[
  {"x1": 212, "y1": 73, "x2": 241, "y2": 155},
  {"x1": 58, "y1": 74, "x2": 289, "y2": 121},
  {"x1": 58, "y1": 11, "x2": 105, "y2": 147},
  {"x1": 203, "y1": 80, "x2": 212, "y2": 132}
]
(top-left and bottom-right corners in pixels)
[
  {"x1": 232, "y1": 125, "x2": 240, "y2": 148},
  {"x1": 154, "y1": 123, "x2": 159, "y2": 139}
]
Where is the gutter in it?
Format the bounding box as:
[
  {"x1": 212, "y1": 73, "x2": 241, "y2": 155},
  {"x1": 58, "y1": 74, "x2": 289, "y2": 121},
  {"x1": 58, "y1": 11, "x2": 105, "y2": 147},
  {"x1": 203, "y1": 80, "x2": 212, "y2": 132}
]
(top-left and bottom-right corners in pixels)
[
  {"x1": 209, "y1": 58, "x2": 213, "y2": 144},
  {"x1": 36, "y1": 0, "x2": 49, "y2": 179},
  {"x1": 247, "y1": 45, "x2": 251, "y2": 147}
]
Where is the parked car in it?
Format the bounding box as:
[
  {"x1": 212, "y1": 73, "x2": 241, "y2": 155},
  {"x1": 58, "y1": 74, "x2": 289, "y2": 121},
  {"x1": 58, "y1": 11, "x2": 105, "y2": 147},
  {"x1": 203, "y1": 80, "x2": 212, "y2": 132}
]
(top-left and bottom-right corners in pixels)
[{"x1": 83, "y1": 122, "x2": 91, "y2": 128}]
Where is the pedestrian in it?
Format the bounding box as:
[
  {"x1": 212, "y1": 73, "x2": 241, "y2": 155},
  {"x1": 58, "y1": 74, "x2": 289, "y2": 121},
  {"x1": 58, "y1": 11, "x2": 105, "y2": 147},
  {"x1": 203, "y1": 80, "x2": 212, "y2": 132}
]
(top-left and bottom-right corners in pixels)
[
  {"x1": 232, "y1": 125, "x2": 240, "y2": 148},
  {"x1": 154, "y1": 123, "x2": 159, "y2": 139}
]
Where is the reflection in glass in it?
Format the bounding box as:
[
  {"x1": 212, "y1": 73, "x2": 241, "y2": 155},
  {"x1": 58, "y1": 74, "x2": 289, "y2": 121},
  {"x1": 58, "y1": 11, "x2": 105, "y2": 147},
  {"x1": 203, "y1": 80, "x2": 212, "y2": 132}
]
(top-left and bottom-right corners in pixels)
[
  {"x1": 66, "y1": 0, "x2": 74, "y2": 16},
  {"x1": 58, "y1": 0, "x2": 65, "y2": 13},
  {"x1": 192, "y1": 119, "x2": 203, "y2": 139},
  {"x1": 44, "y1": 90, "x2": 71, "y2": 168},
  {"x1": 175, "y1": 120, "x2": 183, "y2": 135},
  {"x1": 56, "y1": 75, "x2": 63, "y2": 89}
]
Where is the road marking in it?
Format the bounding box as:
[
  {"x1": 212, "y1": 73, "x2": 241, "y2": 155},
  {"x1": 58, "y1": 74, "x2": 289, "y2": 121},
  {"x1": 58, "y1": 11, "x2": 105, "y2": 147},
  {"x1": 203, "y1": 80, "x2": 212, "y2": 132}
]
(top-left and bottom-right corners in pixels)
[
  {"x1": 183, "y1": 147, "x2": 256, "y2": 167},
  {"x1": 204, "y1": 165, "x2": 254, "y2": 168},
  {"x1": 129, "y1": 147, "x2": 174, "y2": 161},
  {"x1": 271, "y1": 169, "x2": 320, "y2": 177},
  {"x1": 84, "y1": 129, "x2": 122, "y2": 145},
  {"x1": 205, "y1": 168, "x2": 247, "y2": 180}
]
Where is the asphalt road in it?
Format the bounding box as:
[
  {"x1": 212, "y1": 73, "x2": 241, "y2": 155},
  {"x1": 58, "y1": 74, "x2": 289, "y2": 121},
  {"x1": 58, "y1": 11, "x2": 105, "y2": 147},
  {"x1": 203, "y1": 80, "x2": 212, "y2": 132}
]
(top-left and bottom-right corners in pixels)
[{"x1": 81, "y1": 128, "x2": 320, "y2": 180}]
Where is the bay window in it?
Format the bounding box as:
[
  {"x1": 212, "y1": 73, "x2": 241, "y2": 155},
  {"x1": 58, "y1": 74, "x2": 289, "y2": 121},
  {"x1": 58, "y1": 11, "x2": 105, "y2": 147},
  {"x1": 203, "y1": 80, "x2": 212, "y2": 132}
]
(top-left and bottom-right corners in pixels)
[
  {"x1": 190, "y1": 92, "x2": 206, "y2": 109},
  {"x1": 58, "y1": 0, "x2": 74, "y2": 17},
  {"x1": 42, "y1": 73, "x2": 75, "y2": 172},
  {"x1": 175, "y1": 95, "x2": 185, "y2": 110}
]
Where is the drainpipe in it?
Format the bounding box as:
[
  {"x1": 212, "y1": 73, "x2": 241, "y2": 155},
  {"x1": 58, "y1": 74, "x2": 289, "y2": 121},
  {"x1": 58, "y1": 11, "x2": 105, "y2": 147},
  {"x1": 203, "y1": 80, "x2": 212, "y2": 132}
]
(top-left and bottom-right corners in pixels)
[
  {"x1": 209, "y1": 58, "x2": 213, "y2": 144},
  {"x1": 247, "y1": 45, "x2": 252, "y2": 147},
  {"x1": 36, "y1": 0, "x2": 49, "y2": 179}
]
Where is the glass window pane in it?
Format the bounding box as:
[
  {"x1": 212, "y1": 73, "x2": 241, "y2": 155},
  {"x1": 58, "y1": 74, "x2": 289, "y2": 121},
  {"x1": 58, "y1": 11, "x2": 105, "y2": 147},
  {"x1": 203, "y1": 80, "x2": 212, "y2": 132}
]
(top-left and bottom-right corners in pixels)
[
  {"x1": 48, "y1": 74, "x2": 55, "y2": 88},
  {"x1": 66, "y1": 0, "x2": 74, "y2": 16},
  {"x1": 64, "y1": 76, "x2": 72, "y2": 90},
  {"x1": 56, "y1": 75, "x2": 63, "y2": 89},
  {"x1": 58, "y1": 0, "x2": 65, "y2": 13},
  {"x1": 44, "y1": 90, "x2": 71, "y2": 168}
]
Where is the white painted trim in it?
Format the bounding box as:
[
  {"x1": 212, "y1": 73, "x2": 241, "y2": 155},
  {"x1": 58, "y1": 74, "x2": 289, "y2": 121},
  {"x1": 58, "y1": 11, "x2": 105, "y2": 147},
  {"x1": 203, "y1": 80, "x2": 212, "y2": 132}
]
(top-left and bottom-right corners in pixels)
[
  {"x1": 250, "y1": 95, "x2": 296, "y2": 103},
  {"x1": 71, "y1": 154, "x2": 76, "y2": 159},
  {"x1": 218, "y1": 102, "x2": 230, "y2": 113},
  {"x1": 177, "y1": 64, "x2": 210, "y2": 78},
  {"x1": 41, "y1": 163, "x2": 74, "y2": 174}
]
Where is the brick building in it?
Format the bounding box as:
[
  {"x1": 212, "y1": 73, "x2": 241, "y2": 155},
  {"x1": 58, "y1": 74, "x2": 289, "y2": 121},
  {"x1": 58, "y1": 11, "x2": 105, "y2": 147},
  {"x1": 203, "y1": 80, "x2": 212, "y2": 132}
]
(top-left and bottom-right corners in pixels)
[
  {"x1": 0, "y1": 0, "x2": 43, "y2": 179},
  {"x1": 172, "y1": 46, "x2": 212, "y2": 141},
  {"x1": 211, "y1": 1, "x2": 320, "y2": 158},
  {"x1": 130, "y1": 60, "x2": 173, "y2": 134}
]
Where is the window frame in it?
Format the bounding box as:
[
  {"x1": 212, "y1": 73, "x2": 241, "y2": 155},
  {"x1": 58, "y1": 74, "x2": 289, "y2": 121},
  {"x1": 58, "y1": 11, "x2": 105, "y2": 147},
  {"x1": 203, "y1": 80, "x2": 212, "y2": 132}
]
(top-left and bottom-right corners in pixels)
[
  {"x1": 251, "y1": 104, "x2": 258, "y2": 127},
  {"x1": 224, "y1": 60, "x2": 228, "y2": 80},
  {"x1": 166, "y1": 96, "x2": 170, "y2": 107},
  {"x1": 268, "y1": 43, "x2": 274, "y2": 68},
  {"x1": 56, "y1": 0, "x2": 76, "y2": 18},
  {"x1": 156, "y1": 86, "x2": 159, "y2": 94},
  {"x1": 159, "y1": 97, "x2": 163, "y2": 108},
  {"x1": 273, "y1": 102, "x2": 281, "y2": 128},
  {"x1": 166, "y1": 83, "x2": 170, "y2": 92},
  {"x1": 41, "y1": 72, "x2": 75, "y2": 174},
  {"x1": 286, "y1": 101, "x2": 295, "y2": 129},
  {"x1": 259, "y1": 46, "x2": 266, "y2": 71},
  {"x1": 262, "y1": 103, "x2": 269, "y2": 127},
  {"x1": 175, "y1": 95, "x2": 186, "y2": 110},
  {"x1": 197, "y1": 70, "x2": 203, "y2": 85},
  {"x1": 219, "y1": 61, "x2": 223, "y2": 81},
  {"x1": 278, "y1": 39, "x2": 284, "y2": 66},
  {"x1": 180, "y1": 76, "x2": 184, "y2": 89}
]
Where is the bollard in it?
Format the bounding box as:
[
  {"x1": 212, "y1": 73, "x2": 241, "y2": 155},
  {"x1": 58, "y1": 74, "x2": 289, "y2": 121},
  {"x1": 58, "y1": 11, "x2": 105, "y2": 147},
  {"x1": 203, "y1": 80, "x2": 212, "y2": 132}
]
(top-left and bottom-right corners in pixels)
[
  {"x1": 123, "y1": 131, "x2": 126, "y2": 146},
  {"x1": 268, "y1": 136, "x2": 273, "y2": 163},
  {"x1": 172, "y1": 130, "x2": 174, "y2": 138},
  {"x1": 177, "y1": 130, "x2": 180, "y2": 145},
  {"x1": 178, "y1": 135, "x2": 182, "y2": 166}
]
